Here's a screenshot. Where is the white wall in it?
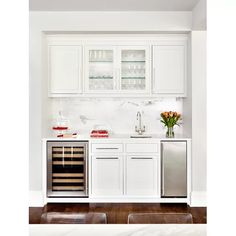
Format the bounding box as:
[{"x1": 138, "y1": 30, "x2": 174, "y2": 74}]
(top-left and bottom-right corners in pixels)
[
  {"x1": 191, "y1": 31, "x2": 207, "y2": 206},
  {"x1": 29, "y1": 11, "x2": 206, "y2": 206},
  {"x1": 192, "y1": 0, "x2": 207, "y2": 30},
  {"x1": 182, "y1": 34, "x2": 192, "y2": 137},
  {"x1": 30, "y1": 11, "x2": 192, "y2": 32}
]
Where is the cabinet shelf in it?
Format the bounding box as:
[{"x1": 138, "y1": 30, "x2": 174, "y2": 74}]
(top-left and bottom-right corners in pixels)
[
  {"x1": 52, "y1": 161, "x2": 84, "y2": 165},
  {"x1": 52, "y1": 186, "x2": 84, "y2": 191}
]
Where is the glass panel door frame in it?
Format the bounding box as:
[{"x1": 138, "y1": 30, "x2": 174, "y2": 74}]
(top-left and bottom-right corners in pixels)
[
  {"x1": 117, "y1": 45, "x2": 151, "y2": 94},
  {"x1": 84, "y1": 45, "x2": 118, "y2": 93}
]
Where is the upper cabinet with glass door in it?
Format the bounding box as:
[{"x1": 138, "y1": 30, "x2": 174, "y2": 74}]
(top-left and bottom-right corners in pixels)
[
  {"x1": 119, "y1": 46, "x2": 150, "y2": 94},
  {"x1": 47, "y1": 35, "x2": 188, "y2": 97},
  {"x1": 84, "y1": 46, "x2": 116, "y2": 93},
  {"x1": 84, "y1": 46, "x2": 150, "y2": 94}
]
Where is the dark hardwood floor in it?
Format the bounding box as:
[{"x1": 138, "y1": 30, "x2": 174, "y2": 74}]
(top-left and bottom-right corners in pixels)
[{"x1": 29, "y1": 203, "x2": 206, "y2": 224}]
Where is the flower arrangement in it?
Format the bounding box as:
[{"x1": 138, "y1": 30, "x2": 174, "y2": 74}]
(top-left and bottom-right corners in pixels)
[{"x1": 160, "y1": 111, "x2": 181, "y2": 137}]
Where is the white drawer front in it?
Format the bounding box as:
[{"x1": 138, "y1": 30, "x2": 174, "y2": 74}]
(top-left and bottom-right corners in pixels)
[
  {"x1": 126, "y1": 143, "x2": 159, "y2": 153},
  {"x1": 91, "y1": 143, "x2": 123, "y2": 153}
]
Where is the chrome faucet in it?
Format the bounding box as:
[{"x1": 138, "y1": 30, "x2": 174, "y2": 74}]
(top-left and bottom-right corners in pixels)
[{"x1": 135, "y1": 111, "x2": 145, "y2": 135}]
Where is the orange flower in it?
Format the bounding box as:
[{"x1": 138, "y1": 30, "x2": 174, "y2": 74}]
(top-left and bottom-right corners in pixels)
[{"x1": 161, "y1": 111, "x2": 181, "y2": 120}]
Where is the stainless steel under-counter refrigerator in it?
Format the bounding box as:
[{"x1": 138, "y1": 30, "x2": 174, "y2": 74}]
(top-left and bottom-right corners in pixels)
[{"x1": 161, "y1": 141, "x2": 187, "y2": 197}]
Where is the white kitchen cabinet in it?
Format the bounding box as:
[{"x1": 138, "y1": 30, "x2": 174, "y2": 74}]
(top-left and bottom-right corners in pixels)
[
  {"x1": 48, "y1": 45, "x2": 82, "y2": 95},
  {"x1": 43, "y1": 138, "x2": 191, "y2": 204},
  {"x1": 152, "y1": 42, "x2": 187, "y2": 96},
  {"x1": 126, "y1": 155, "x2": 159, "y2": 196},
  {"x1": 126, "y1": 143, "x2": 159, "y2": 153},
  {"x1": 91, "y1": 155, "x2": 123, "y2": 196},
  {"x1": 46, "y1": 35, "x2": 188, "y2": 97},
  {"x1": 91, "y1": 143, "x2": 123, "y2": 153},
  {"x1": 84, "y1": 45, "x2": 150, "y2": 94},
  {"x1": 84, "y1": 46, "x2": 116, "y2": 93},
  {"x1": 118, "y1": 46, "x2": 150, "y2": 93}
]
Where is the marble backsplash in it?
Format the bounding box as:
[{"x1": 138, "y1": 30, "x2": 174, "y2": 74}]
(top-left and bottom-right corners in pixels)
[{"x1": 48, "y1": 98, "x2": 183, "y2": 136}]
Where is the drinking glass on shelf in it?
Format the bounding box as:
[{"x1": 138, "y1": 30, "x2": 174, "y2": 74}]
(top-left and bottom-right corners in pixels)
[
  {"x1": 134, "y1": 65, "x2": 138, "y2": 77},
  {"x1": 108, "y1": 51, "x2": 111, "y2": 61},
  {"x1": 98, "y1": 51, "x2": 102, "y2": 60},
  {"x1": 94, "y1": 51, "x2": 97, "y2": 60},
  {"x1": 130, "y1": 65, "x2": 133, "y2": 77},
  {"x1": 127, "y1": 65, "x2": 130, "y2": 76},
  {"x1": 136, "y1": 65, "x2": 140, "y2": 77},
  {"x1": 123, "y1": 52, "x2": 128, "y2": 61},
  {"x1": 89, "y1": 51, "x2": 93, "y2": 61}
]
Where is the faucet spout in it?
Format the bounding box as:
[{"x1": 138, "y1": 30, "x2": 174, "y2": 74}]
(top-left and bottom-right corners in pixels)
[{"x1": 135, "y1": 111, "x2": 145, "y2": 135}]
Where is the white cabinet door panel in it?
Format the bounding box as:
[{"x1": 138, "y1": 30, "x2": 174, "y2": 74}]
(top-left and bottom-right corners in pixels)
[
  {"x1": 84, "y1": 45, "x2": 150, "y2": 94},
  {"x1": 126, "y1": 156, "x2": 159, "y2": 196},
  {"x1": 91, "y1": 155, "x2": 123, "y2": 196},
  {"x1": 126, "y1": 143, "x2": 159, "y2": 153},
  {"x1": 91, "y1": 143, "x2": 123, "y2": 153},
  {"x1": 49, "y1": 46, "x2": 82, "y2": 94},
  {"x1": 118, "y1": 46, "x2": 150, "y2": 94},
  {"x1": 84, "y1": 46, "x2": 116, "y2": 93},
  {"x1": 153, "y1": 44, "x2": 186, "y2": 95}
]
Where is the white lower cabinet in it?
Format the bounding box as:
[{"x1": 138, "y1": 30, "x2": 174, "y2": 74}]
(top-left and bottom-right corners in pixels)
[
  {"x1": 126, "y1": 155, "x2": 159, "y2": 196},
  {"x1": 43, "y1": 139, "x2": 191, "y2": 203},
  {"x1": 91, "y1": 155, "x2": 123, "y2": 196}
]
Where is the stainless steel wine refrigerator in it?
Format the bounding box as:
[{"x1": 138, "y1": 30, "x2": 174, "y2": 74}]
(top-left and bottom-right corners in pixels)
[{"x1": 47, "y1": 141, "x2": 88, "y2": 197}]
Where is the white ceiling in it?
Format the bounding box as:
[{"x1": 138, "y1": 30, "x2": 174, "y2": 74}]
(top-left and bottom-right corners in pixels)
[{"x1": 29, "y1": 0, "x2": 200, "y2": 11}]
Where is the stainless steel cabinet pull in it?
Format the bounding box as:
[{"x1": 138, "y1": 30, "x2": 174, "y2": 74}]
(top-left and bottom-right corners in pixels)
[
  {"x1": 96, "y1": 157, "x2": 119, "y2": 160},
  {"x1": 96, "y1": 147, "x2": 119, "y2": 150},
  {"x1": 131, "y1": 157, "x2": 153, "y2": 160}
]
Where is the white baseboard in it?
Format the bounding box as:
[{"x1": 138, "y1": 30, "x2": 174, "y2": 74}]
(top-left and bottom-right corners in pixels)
[
  {"x1": 29, "y1": 191, "x2": 44, "y2": 207},
  {"x1": 190, "y1": 191, "x2": 207, "y2": 207},
  {"x1": 29, "y1": 190, "x2": 207, "y2": 207}
]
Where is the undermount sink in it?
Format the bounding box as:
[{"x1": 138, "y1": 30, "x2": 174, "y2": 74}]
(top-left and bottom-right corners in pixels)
[{"x1": 130, "y1": 135, "x2": 152, "y2": 138}]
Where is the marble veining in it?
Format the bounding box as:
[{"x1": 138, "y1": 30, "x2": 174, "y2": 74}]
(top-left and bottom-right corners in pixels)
[{"x1": 48, "y1": 98, "x2": 183, "y2": 136}]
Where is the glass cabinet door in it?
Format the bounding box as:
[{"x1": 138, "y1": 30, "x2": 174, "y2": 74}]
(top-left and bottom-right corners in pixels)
[
  {"x1": 120, "y1": 48, "x2": 148, "y2": 92},
  {"x1": 86, "y1": 48, "x2": 115, "y2": 92}
]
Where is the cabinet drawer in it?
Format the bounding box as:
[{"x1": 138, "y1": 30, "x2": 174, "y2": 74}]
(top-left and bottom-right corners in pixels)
[
  {"x1": 126, "y1": 143, "x2": 159, "y2": 153},
  {"x1": 91, "y1": 143, "x2": 123, "y2": 153}
]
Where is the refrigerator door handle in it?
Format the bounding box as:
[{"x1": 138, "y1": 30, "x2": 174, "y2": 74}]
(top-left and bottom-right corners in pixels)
[{"x1": 161, "y1": 142, "x2": 165, "y2": 196}]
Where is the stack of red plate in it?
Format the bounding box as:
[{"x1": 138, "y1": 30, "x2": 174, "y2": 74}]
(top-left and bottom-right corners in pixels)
[
  {"x1": 52, "y1": 126, "x2": 69, "y2": 137},
  {"x1": 57, "y1": 133, "x2": 78, "y2": 138},
  {"x1": 90, "y1": 130, "x2": 109, "y2": 138},
  {"x1": 52, "y1": 126, "x2": 68, "y2": 131}
]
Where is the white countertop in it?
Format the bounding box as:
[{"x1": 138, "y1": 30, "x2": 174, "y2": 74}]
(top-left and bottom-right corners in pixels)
[
  {"x1": 43, "y1": 133, "x2": 191, "y2": 141},
  {"x1": 29, "y1": 224, "x2": 206, "y2": 236}
]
